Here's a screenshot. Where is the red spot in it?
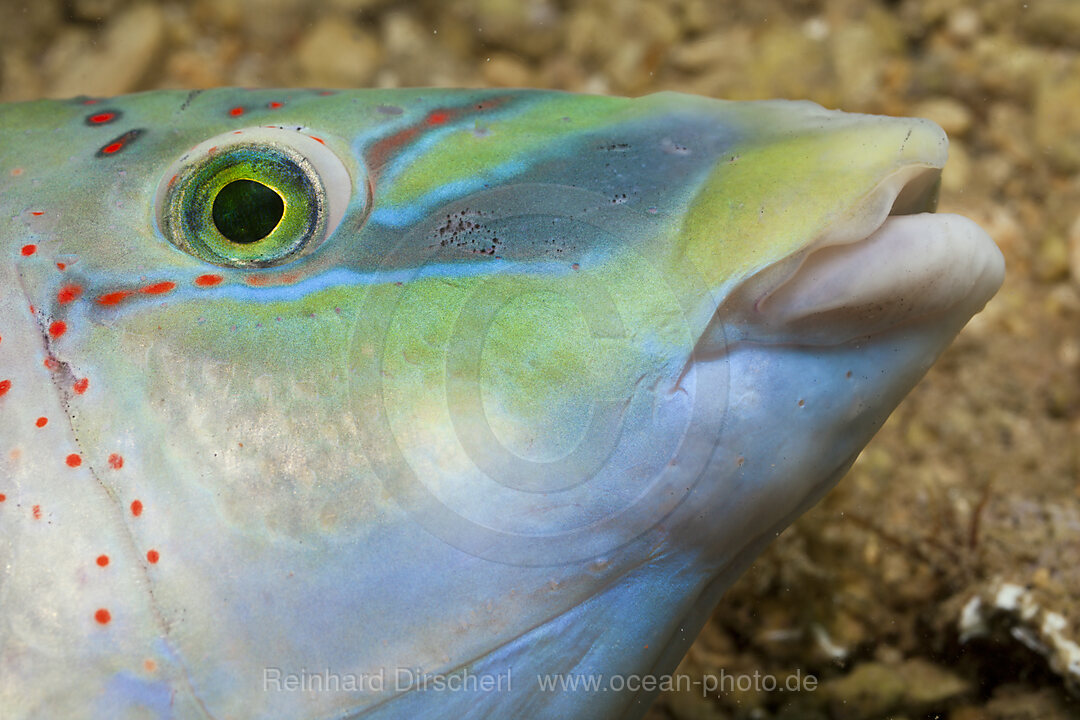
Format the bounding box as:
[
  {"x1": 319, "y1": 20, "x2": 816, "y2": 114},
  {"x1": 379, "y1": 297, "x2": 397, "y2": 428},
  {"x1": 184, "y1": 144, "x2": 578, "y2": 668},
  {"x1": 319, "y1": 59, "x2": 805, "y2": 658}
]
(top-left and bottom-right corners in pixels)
[
  {"x1": 20, "y1": 244, "x2": 36, "y2": 256},
  {"x1": 139, "y1": 281, "x2": 176, "y2": 295},
  {"x1": 56, "y1": 262, "x2": 67, "y2": 271},
  {"x1": 73, "y1": 377, "x2": 89, "y2": 394},
  {"x1": 96, "y1": 554, "x2": 109, "y2": 567},
  {"x1": 48, "y1": 321, "x2": 67, "y2": 338},
  {"x1": 0, "y1": 380, "x2": 10, "y2": 397},
  {"x1": 0, "y1": 494, "x2": 6, "y2": 502},
  {"x1": 229, "y1": 106, "x2": 245, "y2": 117},
  {"x1": 30, "y1": 211, "x2": 44, "y2": 216},
  {"x1": 318, "y1": 90, "x2": 335, "y2": 96},
  {"x1": 108, "y1": 453, "x2": 124, "y2": 470},
  {"x1": 311, "y1": 135, "x2": 326, "y2": 145},
  {"x1": 131, "y1": 500, "x2": 143, "y2": 517},
  {"x1": 83, "y1": 98, "x2": 99, "y2": 105},
  {"x1": 57, "y1": 285, "x2": 83, "y2": 303},
  {"x1": 268, "y1": 101, "x2": 282, "y2": 109},
  {"x1": 43, "y1": 357, "x2": 59, "y2": 371},
  {"x1": 35, "y1": 417, "x2": 48, "y2": 428},
  {"x1": 146, "y1": 549, "x2": 160, "y2": 564},
  {"x1": 32, "y1": 505, "x2": 41, "y2": 519},
  {"x1": 66, "y1": 453, "x2": 82, "y2": 467},
  {"x1": 94, "y1": 609, "x2": 111, "y2": 625},
  {"x1": 195, "y1": 274, "x2": 223, "y2": 287},
  {"x1": 97, "y1": 290, "x2": 133, "y2": 306},
  {"x1": 427, "y1": 111, "x2": 450, "y2": 125},
  {"x1": 89, "y1": 112, "x2": 115, "y2": 124},
  {"x1": 96, "y1": 128, "x2": 143, "y2": 157}
]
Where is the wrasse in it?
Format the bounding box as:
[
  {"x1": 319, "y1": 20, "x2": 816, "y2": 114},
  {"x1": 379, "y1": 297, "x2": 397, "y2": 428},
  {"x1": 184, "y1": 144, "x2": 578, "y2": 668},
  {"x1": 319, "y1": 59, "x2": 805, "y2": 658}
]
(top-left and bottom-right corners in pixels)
[{"x1": 0, "y1": 88, "x2": 1003, "y2": 719}]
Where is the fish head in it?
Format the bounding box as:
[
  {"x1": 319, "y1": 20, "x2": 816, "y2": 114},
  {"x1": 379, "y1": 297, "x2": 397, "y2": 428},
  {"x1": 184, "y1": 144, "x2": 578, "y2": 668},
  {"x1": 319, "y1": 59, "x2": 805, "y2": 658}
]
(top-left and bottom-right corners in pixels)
[
  {"x1": 660, "y1": 96, "x2": 1005, "y2": 562},
  {"x1": 0, "y1": 89, "x2": 1002, "y2": 719}
]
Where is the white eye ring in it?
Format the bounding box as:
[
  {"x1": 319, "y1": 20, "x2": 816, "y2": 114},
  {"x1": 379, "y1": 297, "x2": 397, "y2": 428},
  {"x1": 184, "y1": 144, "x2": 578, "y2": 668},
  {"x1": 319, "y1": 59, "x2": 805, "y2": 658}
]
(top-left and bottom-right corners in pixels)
[{"x1": 155, "y1": 126, "x2": 355, "y2": 268}]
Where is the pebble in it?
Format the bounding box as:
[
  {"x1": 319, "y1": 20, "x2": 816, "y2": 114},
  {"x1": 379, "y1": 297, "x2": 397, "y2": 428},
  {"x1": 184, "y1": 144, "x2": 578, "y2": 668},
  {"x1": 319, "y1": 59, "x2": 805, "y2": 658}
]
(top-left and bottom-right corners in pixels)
[
  {"x1": 1068, "y1": 214, "x2": 1080, "y2": 287},
  {"x1": 296, "y1": 17, "x2": 382, "y2": 88},
  {"x1": 822, "y1": 662, "x2": 906, "y2": 719},
  {"x1": 482, "y1": 54, "x2": 533, "y2": 87},
  {"x1": 1034, "y1": 56, "x2": 1080, "y2": 172},
  {"x1": 941, "y1": 140, "x2": 971, "y2": 194},
  {"x1": 48, "y1": 4, "x2": 165, "y2": 99},
  {"x1": 912, "y1": 97, "x2": 973, "y2": 137},
  {"x1": 1021, "y1": 0, "x2": 1080, "y2": 48}
]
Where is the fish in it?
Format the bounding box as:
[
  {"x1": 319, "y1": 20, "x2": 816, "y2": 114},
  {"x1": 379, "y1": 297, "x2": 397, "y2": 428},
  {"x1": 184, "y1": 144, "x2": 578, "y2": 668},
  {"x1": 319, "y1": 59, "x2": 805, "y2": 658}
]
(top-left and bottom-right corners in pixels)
[{"x1": 0, "y1": 88, "x2": 1003, "y2": 719}]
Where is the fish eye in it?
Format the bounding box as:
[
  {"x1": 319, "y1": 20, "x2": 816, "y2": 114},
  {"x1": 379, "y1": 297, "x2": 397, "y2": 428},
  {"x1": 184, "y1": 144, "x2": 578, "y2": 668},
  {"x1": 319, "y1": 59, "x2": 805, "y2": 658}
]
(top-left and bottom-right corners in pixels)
[{"x1": 156, "y1": 127, "x2": 354, "y2": 268}]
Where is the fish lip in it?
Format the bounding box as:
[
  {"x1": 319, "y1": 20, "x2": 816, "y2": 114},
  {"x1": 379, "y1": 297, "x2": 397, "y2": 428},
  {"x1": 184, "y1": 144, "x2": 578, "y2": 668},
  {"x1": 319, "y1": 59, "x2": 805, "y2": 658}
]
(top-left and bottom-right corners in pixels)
[{"x1": 699, "y1": 163, "x2": 1005, "y2": 354}]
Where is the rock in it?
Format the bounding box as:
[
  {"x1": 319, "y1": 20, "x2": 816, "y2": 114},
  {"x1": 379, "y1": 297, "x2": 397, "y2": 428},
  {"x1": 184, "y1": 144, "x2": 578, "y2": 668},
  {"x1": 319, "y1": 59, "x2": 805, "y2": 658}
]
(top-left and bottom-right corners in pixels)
[
  {"x1": 669, "y1": 28, "x2": 753, "y2": 81},
  {"x1": 67, "y1": 0, "x2": 130, "y2": 22},
  {"x1": 1035, "y1": 56, "x2": 1080, "y2": 172},
  {"x1": 913, "y1": 97, "x2": 973, "y2": 137},
  {"x1": 296, "y1": 17, "x2": 382, "y2": 88},
  {"x1": 236, "y1": 0, "x2": 308, "y2": 46},
  {"x1": 634, "y1": 2, "x2": 681, "y2": 48},
  {"x1": 482, "y1": 54, "x2": 533, "y2": 87},
  {"x1": 164, "y1": 49, "x2": 228, "y2": 89},
  {"x1": 950, "y1": 708, "x2": 991, "y2": 720},
  {"x1": 328, "y1": 0, "x2": 390, "y2": 11},
  {"x1": 971, "y1": 35, "x2": 1046, "y2": 104},
  {"x1": 746, "y1": 23, "x2": 832, "y2": 103},
  {"x1": 985, "y1": 686, "x2": 1074, "y2": 720},
  {"x1": 459, "y1": 0, "x2": 562, "y2": 59},
  {"x1": 606, "y1": 41, "x2": 649, "y2": 94},
  {"x1": 941, "y1": 140, "x2": 971, "y2": 194},
  {"x1": 896, "y1": 658, "x2": 971, "y2": 707},
  {"x1": 0, "y1": 49, "x2": 44, "y2": 103},
  {"x1": 1068, "y1": 214, "x2": 1080, "y2": 287},
  {"x1": 1021, "y1": 0, "x2": 1080, "y2": 48},
  {"x1": 1035, "y1": 235, "x2": 1070, "y2": 284},
  {"x1": 987, "y1": 102, "x2": 1035, "y2": 167},
  {"x1": 380, "y1": 11, "x2": 460, "y2": 87},
  {"x1": 48, "y1": 4, "x2": 165, "y2": 98},
  {"x1": 822, "y1": 662, "x2": 905, "y2": 719},
  {"x1": 382, "y1": 10, "x2": 427, "y2": 58},
  {"x1": 945, "y1": 7, "x2": 981, "y2": 44}
]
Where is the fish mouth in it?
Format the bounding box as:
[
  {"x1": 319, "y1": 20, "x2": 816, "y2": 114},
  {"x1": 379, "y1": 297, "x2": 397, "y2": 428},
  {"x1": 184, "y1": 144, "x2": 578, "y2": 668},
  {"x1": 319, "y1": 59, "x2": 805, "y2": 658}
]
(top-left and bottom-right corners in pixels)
[{"x1": 702, "y1": 162, "x2": 1005, "y2": 352}]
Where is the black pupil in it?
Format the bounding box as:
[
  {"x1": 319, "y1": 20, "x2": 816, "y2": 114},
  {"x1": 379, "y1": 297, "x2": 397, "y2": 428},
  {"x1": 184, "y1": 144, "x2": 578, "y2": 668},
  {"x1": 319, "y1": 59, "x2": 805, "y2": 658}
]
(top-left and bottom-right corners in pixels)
[{"x1": 212, "y1": 179, "x2": 284, "y2": 243}]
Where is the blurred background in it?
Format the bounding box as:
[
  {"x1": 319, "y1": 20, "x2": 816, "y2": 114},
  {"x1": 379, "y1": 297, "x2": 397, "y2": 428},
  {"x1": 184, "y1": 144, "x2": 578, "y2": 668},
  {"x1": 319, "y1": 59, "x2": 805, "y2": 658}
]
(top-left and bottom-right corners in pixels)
[{"x1": 3, "y1": 1, "x2": 1079, "y2": 718}]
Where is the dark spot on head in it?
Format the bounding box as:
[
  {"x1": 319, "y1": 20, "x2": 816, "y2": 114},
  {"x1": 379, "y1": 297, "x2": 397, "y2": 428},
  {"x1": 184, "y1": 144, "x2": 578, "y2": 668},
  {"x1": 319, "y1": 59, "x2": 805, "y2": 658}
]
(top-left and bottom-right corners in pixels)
[
  {"x1": 95, "y1": 129, "x2": 145, "y2": 158},
  {"x1": 377, "y1": 105, "x2": 404, "y2": 115},
  {"x1": 84, "y1": 110, "x2": 122, "y2": 126}
]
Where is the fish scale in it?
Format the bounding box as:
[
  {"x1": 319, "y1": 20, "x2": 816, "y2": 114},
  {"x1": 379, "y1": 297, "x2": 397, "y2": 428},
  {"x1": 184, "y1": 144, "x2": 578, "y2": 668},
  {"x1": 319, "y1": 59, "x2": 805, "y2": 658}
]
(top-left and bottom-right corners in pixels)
[{"x1": 0, "y1": 88, "x2": 1002, "y2": 719}]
